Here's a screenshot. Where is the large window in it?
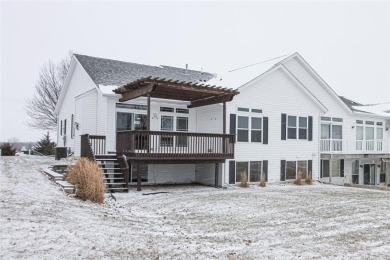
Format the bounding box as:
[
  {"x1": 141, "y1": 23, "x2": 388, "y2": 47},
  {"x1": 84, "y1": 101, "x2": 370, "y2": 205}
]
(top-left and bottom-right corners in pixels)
[
  {"x1": 286, "y1": 160, "x2": 307, "y2": 179},
  {"x1": 236, "y1": 161, "x2": 263, "y2": 182},
  {"x1": 299, "y1": 117, "x2": 308, "y2": 139},
  {"x1": 331, "y1": 160, "x2": 340, "y2": 177},
  {"x1": 237, "y1": 116, "x2": 262, "y2": 143},
  {"x1": 286, "y1": 115, "x2": 308, "y2": 140},
  {"x1": 116, "y1": 113, "x2": 147, "y2": 131},
  {"x1": 321, "y1": 160, "x2": 330, "y2": 178}
]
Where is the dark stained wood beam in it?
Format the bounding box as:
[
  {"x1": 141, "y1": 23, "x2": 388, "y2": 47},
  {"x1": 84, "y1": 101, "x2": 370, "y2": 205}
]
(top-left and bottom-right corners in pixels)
[
  {"x1": 119, "y1": 83, "x2": 155, "y2": 102},
  {"x1": 188, "y1": 95, "x2": 234, "y2": 108}
]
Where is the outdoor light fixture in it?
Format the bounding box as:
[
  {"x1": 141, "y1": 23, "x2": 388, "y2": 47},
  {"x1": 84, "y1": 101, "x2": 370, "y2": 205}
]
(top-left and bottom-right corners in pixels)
[
  {"x1": 74, "y1": 122, "x2": 79, "y2": 130},
  {"x1": 360, "y1": 165, "x2": 363, "y2": 168},
  {"x1": 377, "y1": 165, "x2": 381, "y2": 168}
]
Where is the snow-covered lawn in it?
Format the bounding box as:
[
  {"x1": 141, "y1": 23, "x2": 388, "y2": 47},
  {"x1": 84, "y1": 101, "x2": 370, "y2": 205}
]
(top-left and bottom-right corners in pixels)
[{"x1": 1, "y1": 156, "x2": 390, "y2": 259}]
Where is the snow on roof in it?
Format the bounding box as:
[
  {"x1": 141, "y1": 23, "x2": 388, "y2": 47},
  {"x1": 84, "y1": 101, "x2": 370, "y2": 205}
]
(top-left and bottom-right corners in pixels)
[
  {"x1": 75, "y1": 54, "x2": 214, "y2": 89},
  {"x1": 205, "y1": 55, "x2": 289, "y2": 89},
  {"x1": 352, "y1": 102, "x2": 390, "y2": 117}
]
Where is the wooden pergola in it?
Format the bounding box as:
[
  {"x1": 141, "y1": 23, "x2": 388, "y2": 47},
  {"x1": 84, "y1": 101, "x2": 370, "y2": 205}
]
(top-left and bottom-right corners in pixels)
[
  {"x1": 113, "y1": 77, "x2": 239, "y2": 191},
  {"x1": 113, "y1": 76, "x2": 239, "y2": 133}
]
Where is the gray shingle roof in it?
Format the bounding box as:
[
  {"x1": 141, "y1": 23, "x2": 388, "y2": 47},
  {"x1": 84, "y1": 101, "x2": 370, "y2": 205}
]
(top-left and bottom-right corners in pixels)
[{"x1": 74, "y1": 54, "x2": 214, "y2": 87}]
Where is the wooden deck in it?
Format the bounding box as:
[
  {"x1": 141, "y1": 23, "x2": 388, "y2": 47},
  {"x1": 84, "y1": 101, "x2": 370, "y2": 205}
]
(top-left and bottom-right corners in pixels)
[{"x1": 116, "y1": 130, "x2": 235, "y2": 162}]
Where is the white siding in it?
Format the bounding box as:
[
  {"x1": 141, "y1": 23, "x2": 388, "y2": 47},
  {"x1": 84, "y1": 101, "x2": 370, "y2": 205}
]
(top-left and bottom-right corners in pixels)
[
  {"x1": 195, "y1": 104, "x2": 223, "y2": 133},
  {"x1": 147, "y1": 164, "x2": 195, "y2": 184},
  {"x1": 195, "y1": 163, "x2": 222, "y2": 186},
  {"x1": 74, "y1": 89, "x2": 98, "y2": 156},
  {"x1": 57, "y1": 62, "x2": 97, "y2": 154},
  {"x1": 225, "y1": 67, "x2": 323, "y2": 183}
]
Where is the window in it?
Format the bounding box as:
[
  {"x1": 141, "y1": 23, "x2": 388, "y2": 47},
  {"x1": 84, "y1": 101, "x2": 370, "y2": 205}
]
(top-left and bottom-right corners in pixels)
[
  {"x1": 71, "y1": 114, "x2": 74, "y2": 139},
  {"x1": 321, "y1": 124, "x2": 330, "y2": 139},
  {"x1": 286, "y1": 161, "x2": 297, "y2": 180},
  {"x1": 250, "y1": 161, "x2": 262, "y2": 182},
  {"x1": 299, "y1": 117, "x2": 307, "y2": 139},
  {"x1": 356, "y1": 120, "x2": 363, "y2": 124},
  {"x1": 160, "y1": 107, "x2": 174, "y2": 113},
  {"x1": 116, "y1": 113, "x2": 133, "y2": 131},
  {"x1": 236, "y1": 162, "x2": 249, "y2": 182},
  {"x1": 237, "y1": 116, "x2": 249, "y2": 142},
  {"x1": 356, "y1": 126, "x2": 364, "y2": 150},
  {"x1": 365, "y1": 121, "x2": 374, "y2": 125},
  {"x1": 377, "y1": 128, "x2": 383, "y2": 140},
  {"x1": 251, "y1": 109, "x2": 262, "y2": 113},
  {"x1": 161, "y1": 116, "x2": 174, "y2": 146},
  {"x1": 251, "y1": 117, "x2": 262, "y2": 142},
  {"x1": 117, "y1": 113, "x2": 147, "y2": 131},
  {"x1": 377, "y1": 122, "x2": 383, "y2": 126},
  {"x1": 116, "y1": 103, "x2": 147, "y2": 110},
  {"x1": 176, "y1": 108, "x2": 189, "y2": 114},
  {"x1": 332, "y1": 125, "x2": 342, "y2": 139},
  {"x1": 365, "y1": 127, "x2": 374, "y2": 140},
  {"x1": 352, "y1": 160, "x2": 359, "y2": 184},
  {"x1": 287, "y1": 116, "x2": 297, "y2": 139},
  {"x1": 176, "y1": 117, "x2": 188, "y2": 147},
  {"x1": 321, "y1": 116, "x2": 331, "y2": 121},
  {"x1": 332, "y1": 118, "x2": 343, "y2": 122},
  {"x1": 297, "y1": 161, "x2": 307, "y2": 179},
  {"x1": 238, "y1": 107, "x2": 250, "y2": 112}
]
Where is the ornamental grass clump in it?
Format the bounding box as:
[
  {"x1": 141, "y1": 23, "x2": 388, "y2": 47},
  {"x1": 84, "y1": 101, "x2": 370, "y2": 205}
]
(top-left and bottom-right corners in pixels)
[
  {"x1": 240, "y1": 171, "x2": 249, "y2": 188},
  {"x1": 293, "y1": 170, "x2": 302, "y2": 185},
  {"x1": 259, "y1": 173, "x2": 266, "y2": 188},
  {"x1": 66, "y1": 158, "x2": 105, "y2": 203},
  {"x1": 305, "y1": 172, "x2": 313, "y2": 185}
]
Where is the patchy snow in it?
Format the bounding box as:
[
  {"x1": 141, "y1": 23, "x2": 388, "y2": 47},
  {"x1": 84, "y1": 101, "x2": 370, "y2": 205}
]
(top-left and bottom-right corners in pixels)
[
  {"x1": 353, "y1": 102, "x2": 390, "y2": 117},
  {"x1": 1, "y1": 156, "x2": 390, "y2": 259},
  {"x1": 98, "y1": 84, "x2": 121, "y2": 96}
]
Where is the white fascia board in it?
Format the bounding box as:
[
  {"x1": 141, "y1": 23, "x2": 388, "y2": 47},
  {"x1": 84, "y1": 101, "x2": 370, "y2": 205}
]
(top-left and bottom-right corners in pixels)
[
  {"x1": 75, "y1": 88, "x2": 98, "y2": 100},
  {"x1": 353, "y1": 111, "x2": 390, "y2": 120},
  {"x1": 54, "y1": 57, "x2": 77, "y2": 115},
  {"x1": 293, "y1": 53, "x2": 353, "y2": 115}
]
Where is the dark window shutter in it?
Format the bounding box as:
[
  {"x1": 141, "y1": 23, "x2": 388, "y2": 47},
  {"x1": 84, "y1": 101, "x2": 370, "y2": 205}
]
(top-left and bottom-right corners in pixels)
[
  {"x1": 230, "y1": 114, "x2": 236, "y2": 135},
  {"x1": 281, "y1": 114, "x2": 286, "y2": 140},
  {"x1": 229, "y1": 160, "x2": 235, "y2": 184},
  {"x1": 60, "y1": 120, "x2": 63, "y2": 135},
  {"x1": 263, "y1": 160, "x2": 268, "y2": 182},
  {"x1": 263, "y1": 117, "x2": 268, "y2": 144},
  {"x1": 64, "y1": 119, "x2": 67, "y2": 135},
  {"x1": 340, "y1": 159, "x2": 344, "y2": 177},
  {"x1": 320, "y1": 160, "x2": 323, "y2": 178},
  {"x1": 308, "y1": 116, "x2": 313, "y2": 141},
  {"x1": 308, "y1": 160, "x2": 312, "y2": 177},
  {"x1": 280, "y1": 160, "x2": 286, "y2": 181}
]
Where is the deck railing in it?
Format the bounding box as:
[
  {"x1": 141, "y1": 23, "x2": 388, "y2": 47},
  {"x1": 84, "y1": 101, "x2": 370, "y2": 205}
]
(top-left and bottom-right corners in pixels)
[
  {"x1": 80, "y1": 134, "x2": 106, "y2": 160},
  {"x1": 116, "y1": 130, "x2": 235, "y2": 160},
  {"x1": 320, "y1": 139, "x2": 388, "y2": 153}
]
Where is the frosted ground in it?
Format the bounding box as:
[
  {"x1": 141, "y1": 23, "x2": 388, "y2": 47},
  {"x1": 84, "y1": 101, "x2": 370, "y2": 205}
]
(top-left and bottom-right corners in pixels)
[{"x1": 1, "y1": 156, "x2": 390, "y2": 259}]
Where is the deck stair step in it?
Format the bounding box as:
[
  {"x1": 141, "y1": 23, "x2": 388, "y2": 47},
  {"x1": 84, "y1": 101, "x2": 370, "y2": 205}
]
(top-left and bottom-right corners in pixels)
[
  {"x1": 43, "y1": 168, "x2": 65, "y2": 181},
  {"x1": 55, "y1": 180, "x2": 75, "y2": 194},
  {"x1": 95, "y1": 155, "x2": 128, "y2": 193}
]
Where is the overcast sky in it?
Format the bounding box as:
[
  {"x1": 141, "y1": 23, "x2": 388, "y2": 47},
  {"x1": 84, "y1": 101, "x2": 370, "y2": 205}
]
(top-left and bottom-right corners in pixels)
[{"x1": 1, "y1": 0, "x2": 389, "y2": 142}]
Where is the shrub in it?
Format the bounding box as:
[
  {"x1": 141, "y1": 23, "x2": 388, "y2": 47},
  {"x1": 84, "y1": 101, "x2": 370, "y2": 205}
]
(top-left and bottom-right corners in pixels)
[
  {"x1": 0, "y1": 143, "x2": 16, "y2": 156},
  {"x1": 66, "y1": 158, "x2": 105, "y2": 203},
  {"x1": 305, "y1": 172, "x2": 313, "y2": 185},
  {"x1": 293, "y1": 170, "x2": 302, "y2": 185},
  {"x1": 259, "y1": 173, "x2": 266, "y2": 187},
  {"x1": 240, "y1": 171, "x2": 249, "y2": 188}
]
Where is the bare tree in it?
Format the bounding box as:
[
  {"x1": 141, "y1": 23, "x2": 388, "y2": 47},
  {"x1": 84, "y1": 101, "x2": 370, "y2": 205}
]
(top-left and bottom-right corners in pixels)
[{"x1": 25, "y1": 56, "x2": 71, "y2": 131}]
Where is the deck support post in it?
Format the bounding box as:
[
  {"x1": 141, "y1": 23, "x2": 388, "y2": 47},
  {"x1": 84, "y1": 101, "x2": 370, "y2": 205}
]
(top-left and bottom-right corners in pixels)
[
  {"x1": 137, "y1": 163, "x2": 142, "y2": 191},
  {"x1": 147, "y1": 93, "x2": 151, "y2": 153},
  {"x1": 223, "y1": 101, "x2": 226, "y2": 134},
  {"x1": 215, "y1": 163, "x2": 219, "y2": 187}
]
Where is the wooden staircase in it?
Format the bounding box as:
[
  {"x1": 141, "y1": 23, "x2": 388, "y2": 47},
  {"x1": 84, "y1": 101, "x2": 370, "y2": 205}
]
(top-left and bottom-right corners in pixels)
[{"x1": 95, "y1": 155, "x2": 128, "y2": 193}]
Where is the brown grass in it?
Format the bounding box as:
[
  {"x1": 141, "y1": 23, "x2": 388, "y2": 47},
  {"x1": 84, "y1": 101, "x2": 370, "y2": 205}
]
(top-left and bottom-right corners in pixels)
[
  {"x1": 305, "y1": 172, "x2": 313, "y2": 185},
  {"x1": 379, "y1": 186, "x2": 389, "y2": 191},
  {"x1": 293, "y1": 170, "x2": 302, "y2": 185},
  {"x1": 240, "y1": 171, "x2": 249, "y2": 188},
  {"x1": 66, "y1": 158, "x2": 105, "y2": 203},
  {"x1": 259, "y1": 173, "x2": 266, "y2": 187}
]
